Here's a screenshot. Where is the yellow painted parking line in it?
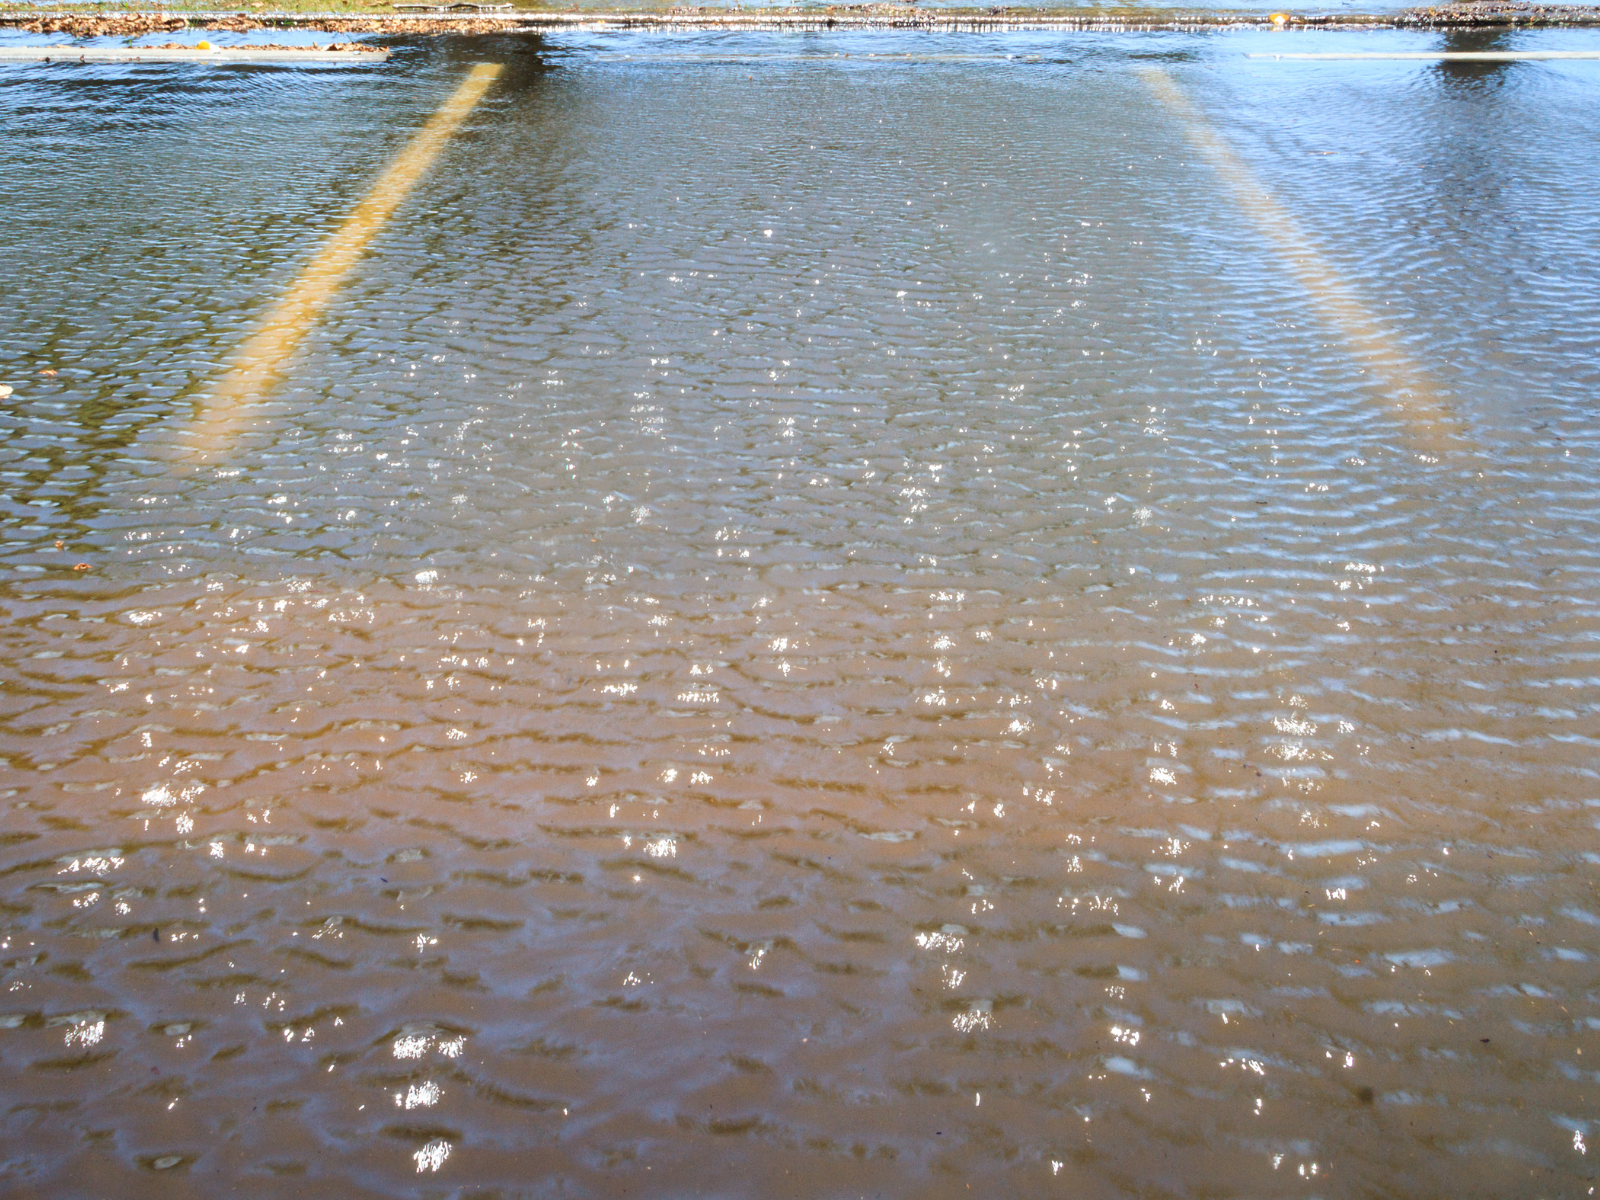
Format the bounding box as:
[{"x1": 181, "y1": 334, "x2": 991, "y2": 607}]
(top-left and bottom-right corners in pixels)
[
  {"x1": 187, "y1": 62, "x2": 502, "y2": 460},
  {"x1": 1141, "y1": 67, "x2": 1461, "y2": 441}
]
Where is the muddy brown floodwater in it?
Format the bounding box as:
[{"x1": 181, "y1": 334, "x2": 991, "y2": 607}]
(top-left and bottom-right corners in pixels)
[{"x1": 2, "y1": 29, "x2": 1599, "y2": 1198}]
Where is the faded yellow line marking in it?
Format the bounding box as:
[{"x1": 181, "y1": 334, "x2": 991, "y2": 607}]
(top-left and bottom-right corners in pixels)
[
  {"x1": 188, "y1": 62, "x2": 502, "y2": 459},
  {"x1": 1141, "y1": 67, "x2": 1461, "y2": 442}
]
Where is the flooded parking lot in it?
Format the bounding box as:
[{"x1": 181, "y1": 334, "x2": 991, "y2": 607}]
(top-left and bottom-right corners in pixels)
[{"x1": 2, "y1": 28, "x2": 1600, "y2": 1196}]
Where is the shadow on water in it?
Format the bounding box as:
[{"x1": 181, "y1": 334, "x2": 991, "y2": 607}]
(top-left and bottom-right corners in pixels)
[
  {"x1": 1411, "y1": 28, "x2": 1519, "y2": 233},
  {"x1": 388, "y1": 31, "x2": 554, "y2": 75},
  {"x1": 1432, "y1": 27, "x2": 1515, "y2": 87}
]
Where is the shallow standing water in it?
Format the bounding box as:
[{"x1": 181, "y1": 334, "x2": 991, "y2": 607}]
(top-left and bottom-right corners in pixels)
[{"x1": 2, "y1": 28, "x2": 1600, "y2": 1197}]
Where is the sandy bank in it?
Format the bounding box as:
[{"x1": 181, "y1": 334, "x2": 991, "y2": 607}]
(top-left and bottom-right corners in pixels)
[{"x1": 3, "y1": 1, "x2": 1599, "y2": 34}]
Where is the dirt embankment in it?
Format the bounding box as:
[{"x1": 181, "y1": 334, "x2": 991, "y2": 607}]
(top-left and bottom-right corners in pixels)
[
  {"x1": 12, "y1": 13, "x2": 529, "y2": 34},
  {"x1": 144, "y1": 36, "x2": 385, "y2": 46},
  {"x1": 1394, "y1": 1, "x2": 1600, "y2": 23},
  {"x1": 18, "y1": 13, "x2": 193, "y2": 34},
  {"x1": 7, "y1": 2, "x2": 1600, "y2": 33}
]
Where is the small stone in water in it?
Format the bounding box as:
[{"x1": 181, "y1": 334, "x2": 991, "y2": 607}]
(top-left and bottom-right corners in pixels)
[{"x1": 152, "y1": 1155, "x2": 182, "y2": 1170}]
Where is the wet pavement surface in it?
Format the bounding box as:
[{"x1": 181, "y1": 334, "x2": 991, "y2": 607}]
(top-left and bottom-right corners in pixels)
[{"x1": 2, "y1": 29, "x2": 1600, "y2": 1197}]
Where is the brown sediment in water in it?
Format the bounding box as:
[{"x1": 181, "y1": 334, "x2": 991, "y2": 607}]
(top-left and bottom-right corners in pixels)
[
  {"x1": 4, "y1": 39, "x2": 1600, "y2": 1195},
  {"x1": 4, "y1": 2, "x2": 1600, "y2": 33}
]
